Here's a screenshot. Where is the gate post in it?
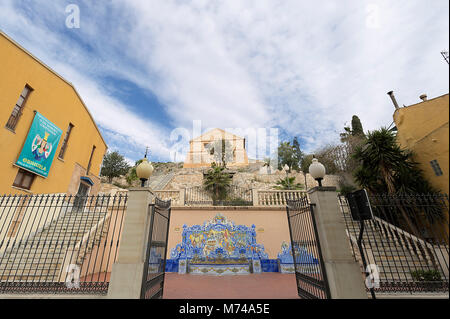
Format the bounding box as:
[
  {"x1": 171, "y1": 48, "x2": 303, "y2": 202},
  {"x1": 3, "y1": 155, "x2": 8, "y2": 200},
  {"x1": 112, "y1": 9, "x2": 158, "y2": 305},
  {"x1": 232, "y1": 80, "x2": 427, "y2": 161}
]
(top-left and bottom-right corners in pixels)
[
  {"x1": 107, "y1": 188, "x2": 154, "y2": 299},
  {"x1": 308, "y1": 187, "x2": 367, "y2": 299}
]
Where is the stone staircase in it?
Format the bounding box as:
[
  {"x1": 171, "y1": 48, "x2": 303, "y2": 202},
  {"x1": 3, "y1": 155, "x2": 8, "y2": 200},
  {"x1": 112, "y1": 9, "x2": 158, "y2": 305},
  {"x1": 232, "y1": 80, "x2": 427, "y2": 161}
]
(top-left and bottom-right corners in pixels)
[
  {"x1": 341, "y1": 209, "x2": 448, "y2": 283},
  {"x1": 0, "y1": 210, "x2": 109, "y2": 282},
  {"x1": 149, "y1": 172, "x2": 175, "y2": 190}
]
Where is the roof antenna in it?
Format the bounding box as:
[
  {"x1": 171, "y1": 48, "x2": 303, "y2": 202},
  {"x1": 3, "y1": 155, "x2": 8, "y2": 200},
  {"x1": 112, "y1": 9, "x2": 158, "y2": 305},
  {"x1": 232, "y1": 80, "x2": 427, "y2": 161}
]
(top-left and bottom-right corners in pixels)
[{"x1": 441, "y1": 51, "x2": 449, "y2": 65}]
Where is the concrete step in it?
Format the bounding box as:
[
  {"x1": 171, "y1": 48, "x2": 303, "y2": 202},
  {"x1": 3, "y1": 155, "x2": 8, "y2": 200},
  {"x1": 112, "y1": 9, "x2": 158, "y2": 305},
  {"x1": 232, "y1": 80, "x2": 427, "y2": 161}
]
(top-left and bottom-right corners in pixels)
[
  {"x1": 1, "y1": 243, "x2": 102, "y2": 261},
  {"x1": 46, "y1": 222, "x2": 104, "y2": 227},
  {"x1": 0, "y1": 209, "x2": 110, "y2": 281},
  {"x1": 42, "y1": 222, "x2": 104, "y2": 229},
  {"x1": 0, "y1": 269, "x2": 62, "y2": 277},
  {"x1": 2, "y1": 251, "x2": 68, "y2": 258},
  {"x1": 0, "y1": 263, "x2": 62, "y2": 271},
  {"x1": 52, "y1": 220, "x2": 105, "y2": 225},
  {"x1": 2, "y1": 242, "x2": 102, "y2": 257}
]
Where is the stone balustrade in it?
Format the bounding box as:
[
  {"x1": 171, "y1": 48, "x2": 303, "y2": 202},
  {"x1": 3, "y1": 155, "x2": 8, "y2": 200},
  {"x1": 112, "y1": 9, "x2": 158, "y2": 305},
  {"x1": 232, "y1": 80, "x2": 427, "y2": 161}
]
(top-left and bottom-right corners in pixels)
[
  {"x1": 256, "y1": 190, "x2": 307, "y2": 206},
  {"x1": 107, "y1": 189, "x2": 311, "y2": 207},
  {"x1": 148, "y1": 189, "x2": 310, "y2": 207}
]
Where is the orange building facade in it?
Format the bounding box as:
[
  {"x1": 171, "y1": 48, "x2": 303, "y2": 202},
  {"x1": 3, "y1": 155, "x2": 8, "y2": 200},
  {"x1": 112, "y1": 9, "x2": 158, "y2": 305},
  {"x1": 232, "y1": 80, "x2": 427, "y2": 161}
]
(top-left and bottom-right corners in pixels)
[{"x1": 0, "y1": 31, "x2": 107, "y2": 196}]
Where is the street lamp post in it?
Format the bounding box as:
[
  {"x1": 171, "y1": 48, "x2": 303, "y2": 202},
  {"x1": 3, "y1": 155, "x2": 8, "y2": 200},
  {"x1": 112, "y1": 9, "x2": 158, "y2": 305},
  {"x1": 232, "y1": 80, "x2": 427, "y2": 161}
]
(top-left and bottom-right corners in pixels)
[
  {"x1": 136, "y1": 151, "x2": 154, "y2": 187},
  {"x1": 309, "y1": 158, "x2": 326, "y2": 187},
  {"x1": 284, "y1": 164, "x2": 290, "y2": 189}
]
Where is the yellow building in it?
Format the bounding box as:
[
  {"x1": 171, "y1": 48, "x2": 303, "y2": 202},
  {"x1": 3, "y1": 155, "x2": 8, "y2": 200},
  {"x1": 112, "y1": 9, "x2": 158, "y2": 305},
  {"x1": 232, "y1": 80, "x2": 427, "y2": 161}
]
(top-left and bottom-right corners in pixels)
[
  {"x1": 393, "y1": 93, "x2": 449, "y2": 195},
  {"x1": 183, "y1": 128, "x2": 249, "y2": 168},
  {"x1": 0, "y1": 31, "x2": 107, "y2": 196}
]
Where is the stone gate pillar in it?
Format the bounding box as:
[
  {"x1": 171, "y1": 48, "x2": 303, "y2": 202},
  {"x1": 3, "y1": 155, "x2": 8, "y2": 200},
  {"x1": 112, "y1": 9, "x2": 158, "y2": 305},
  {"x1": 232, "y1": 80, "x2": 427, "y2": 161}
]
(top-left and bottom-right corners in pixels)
[
  {"x1": 308, "y1": 186, "x2": 367, "y2": 299},
  {"x1": 107, "y1": 188, "x2": 154, "y2": 299}
]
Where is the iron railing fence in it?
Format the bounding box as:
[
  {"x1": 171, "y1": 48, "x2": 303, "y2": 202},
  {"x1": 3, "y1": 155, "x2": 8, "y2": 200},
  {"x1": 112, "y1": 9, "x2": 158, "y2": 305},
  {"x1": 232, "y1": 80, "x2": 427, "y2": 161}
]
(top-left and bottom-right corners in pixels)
[
  {"x1": 185, "y1": 185, "x2": 253, "y2": 206},
  {"x1": 0, "y1": 193, "x2": 127, "y2": 294},
  {"x1": 185, "y1": 186, "x2": 213, "y2": 206},
  {"x1": 286, "y1": 197, "x2": 331, "y2": 299},
  {"x1": 142, "y1": 198, "x2": 171, "y2": 299},
  {"x1": 338, "y1": 193, "x2": 449, "y2": 295}
]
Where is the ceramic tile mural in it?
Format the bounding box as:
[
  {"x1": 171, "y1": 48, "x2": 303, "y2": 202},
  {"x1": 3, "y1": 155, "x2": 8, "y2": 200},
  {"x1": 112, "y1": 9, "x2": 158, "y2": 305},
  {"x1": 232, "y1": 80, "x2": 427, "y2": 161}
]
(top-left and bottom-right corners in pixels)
[
  {"x1": 170, "y1": 214, "x2": 268, "y2": 275},
  {"x1": 166, "y1": 214, "x2": 319, "y2": 275},
  {"x1": 277, "y1": 241, "x2": 319, "y2": 274}
]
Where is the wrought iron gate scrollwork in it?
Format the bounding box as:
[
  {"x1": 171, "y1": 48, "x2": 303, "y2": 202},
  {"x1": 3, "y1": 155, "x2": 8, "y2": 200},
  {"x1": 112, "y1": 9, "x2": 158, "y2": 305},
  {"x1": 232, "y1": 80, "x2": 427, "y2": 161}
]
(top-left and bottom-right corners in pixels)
[{"x1": 141, "y1": 197, "x2": 171, "y2": 299}]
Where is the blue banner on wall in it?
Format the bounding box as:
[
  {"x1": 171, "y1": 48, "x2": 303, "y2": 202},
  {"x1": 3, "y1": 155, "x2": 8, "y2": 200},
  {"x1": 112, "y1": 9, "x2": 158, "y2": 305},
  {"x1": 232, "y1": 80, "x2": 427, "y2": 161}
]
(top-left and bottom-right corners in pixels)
[{"x1": 15, "y1": 112, "x2": 63, "y2": 178}]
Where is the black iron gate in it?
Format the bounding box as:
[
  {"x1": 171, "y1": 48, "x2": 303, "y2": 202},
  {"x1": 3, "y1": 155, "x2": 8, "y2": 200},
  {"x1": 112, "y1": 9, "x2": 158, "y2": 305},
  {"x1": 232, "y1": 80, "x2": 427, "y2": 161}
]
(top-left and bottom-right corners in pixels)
[
  {"x1": 141, "y1": 198, "x2": 171, "y2": 299},
  {"x1": 286, "y1": 198, "x2": 331, "y2": 299}
]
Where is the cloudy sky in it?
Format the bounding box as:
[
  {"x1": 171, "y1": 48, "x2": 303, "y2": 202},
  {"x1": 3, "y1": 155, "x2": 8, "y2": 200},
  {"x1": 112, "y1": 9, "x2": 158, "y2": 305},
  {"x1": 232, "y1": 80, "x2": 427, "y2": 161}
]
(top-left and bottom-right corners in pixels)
[{"x1": 1, "y1": 0, "x2": 448, "y2": 163}]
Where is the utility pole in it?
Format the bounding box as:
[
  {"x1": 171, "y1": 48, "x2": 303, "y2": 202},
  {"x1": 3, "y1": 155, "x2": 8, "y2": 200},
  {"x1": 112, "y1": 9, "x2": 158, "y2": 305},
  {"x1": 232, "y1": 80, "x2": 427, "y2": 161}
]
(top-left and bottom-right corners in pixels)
[{"x1": 441, "y1": 51, "x2": 449, "y2": 65}]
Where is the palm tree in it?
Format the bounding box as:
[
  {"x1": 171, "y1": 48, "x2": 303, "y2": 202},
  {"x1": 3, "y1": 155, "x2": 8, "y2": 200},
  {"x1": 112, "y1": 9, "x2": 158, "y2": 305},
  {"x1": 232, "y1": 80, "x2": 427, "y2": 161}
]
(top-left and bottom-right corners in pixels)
[
  {"x1": 274, "y1": 177, "x2": 304, "y2": 190},
  {"x1": 352, "y1": 128, "x2": 441, "y2": 234},
  {"x1": 353, "y1": 128, "x2": 436, "y2": 194},
  {"x1": 203, "y1": 163, "x2": 232, "y2": 201}
]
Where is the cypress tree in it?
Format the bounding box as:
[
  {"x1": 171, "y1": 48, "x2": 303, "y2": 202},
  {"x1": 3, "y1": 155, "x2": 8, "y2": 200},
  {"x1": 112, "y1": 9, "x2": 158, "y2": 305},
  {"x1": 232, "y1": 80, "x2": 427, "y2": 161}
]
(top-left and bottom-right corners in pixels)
[{"x1": 351, "y1": 115, "x2": 364, "y2": 136}]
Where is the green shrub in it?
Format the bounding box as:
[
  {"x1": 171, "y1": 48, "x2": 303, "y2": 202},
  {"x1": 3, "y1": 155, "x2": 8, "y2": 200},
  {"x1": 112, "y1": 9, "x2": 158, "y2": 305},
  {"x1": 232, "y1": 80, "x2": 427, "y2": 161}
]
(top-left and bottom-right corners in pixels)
[
  {"x1": 113, "y1": 182, "x2": 129, "y2": 189},
  {"x1": 225, "y1": 197, "x2": 252, "y2": 206},
  {"x1": 274, "y1": 176, "x2": 304, "y2": 190},
  {"x1": 410, "y1": 269, "x2": 442, "y2": 282},
  {"x1": 338, "y1": 183, "x2": 357, "y2": 196}
]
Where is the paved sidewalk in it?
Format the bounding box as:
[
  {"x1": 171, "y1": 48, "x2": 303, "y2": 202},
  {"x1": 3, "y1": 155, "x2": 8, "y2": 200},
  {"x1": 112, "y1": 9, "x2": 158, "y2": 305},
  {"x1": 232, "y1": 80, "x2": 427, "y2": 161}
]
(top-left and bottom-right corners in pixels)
[{"x1": 163, "y1": 273, "x2": 300, "y2": 299}]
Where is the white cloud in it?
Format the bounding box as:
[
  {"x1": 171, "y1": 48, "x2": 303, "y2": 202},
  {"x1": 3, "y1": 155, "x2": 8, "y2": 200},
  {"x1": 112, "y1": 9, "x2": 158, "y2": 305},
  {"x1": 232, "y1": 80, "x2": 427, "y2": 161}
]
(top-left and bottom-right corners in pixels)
[
  {"x1": 0, "y1": 0, "x2": 173, "y2": 160},
  {"x1": 122, "y1": 1, "x2": 271, "y2": 130},
  {"x1": 1, "y1": 0, "x2": 448, "y2": 159},
  {"x1": 117, "y1": 0, "x2": 449, "y2": 152},
  {"x1": 52, "y1": 61, "x2": 174, "y2": 159}
]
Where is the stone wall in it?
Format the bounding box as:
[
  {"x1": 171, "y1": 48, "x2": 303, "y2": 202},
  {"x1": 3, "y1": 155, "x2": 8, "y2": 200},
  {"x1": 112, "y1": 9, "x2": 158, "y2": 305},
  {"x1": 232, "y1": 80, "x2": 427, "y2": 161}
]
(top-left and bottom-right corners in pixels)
[
  {"x1": 99, "y1": 183, "x2": 128, "y2": 196},
  {"x1": 164, "y1": 170, "x2": 204, "y2": 190},
  {"x1": 234, "y1": 171, "x2": 341, "y2": 190},
  {"x1": 66, "y1": 162, "x2": 102, "y2": 196},
  {"x1": 100, "y1": 163, "x2": 343, "y2": 193}
]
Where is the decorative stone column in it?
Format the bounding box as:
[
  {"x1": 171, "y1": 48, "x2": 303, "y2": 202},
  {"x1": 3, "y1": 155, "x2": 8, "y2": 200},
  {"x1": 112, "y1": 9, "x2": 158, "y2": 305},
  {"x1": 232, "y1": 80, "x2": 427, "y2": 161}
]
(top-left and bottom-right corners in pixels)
[
  {"x1": 178, "y1": 224, "x2": 188, "y2": 275},
  {"x1": 308, "y1": 186, "x2": 367, "y2": 299},
  {"x1": 107, "y1": 188, "x2": 154, "y2": 299},
  {"x1": 178, "y1": 257, "x2": 187, "y2": 275},
  {"x1": 179, "y1": 188, "x2": 186, "y2": 206},
  {"x1": 252, "y1": 188, "x2": 259, "y2": 206},
  {"x1": 252, "y1": 258, "x2": 262, "y2": 273}
]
